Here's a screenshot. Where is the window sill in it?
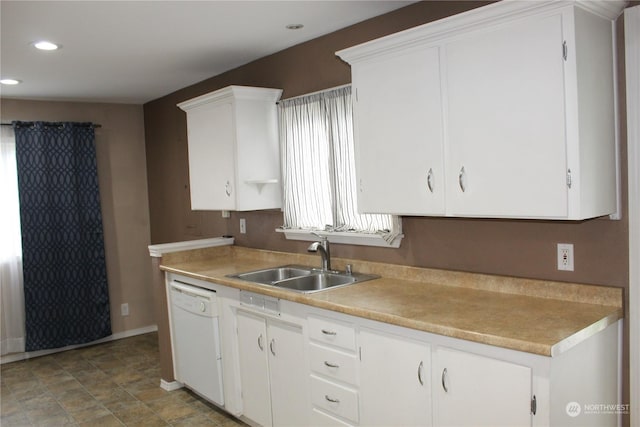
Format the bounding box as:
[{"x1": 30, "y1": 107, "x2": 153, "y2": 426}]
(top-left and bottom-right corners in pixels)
[{"x1": 276, "y1": 228, "x2": 403, "y2": 248}]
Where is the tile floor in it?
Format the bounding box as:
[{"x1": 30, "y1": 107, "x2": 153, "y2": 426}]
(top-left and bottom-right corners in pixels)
[{"x1": 1, "y1": 333, "x2": 247, "y2": 426}]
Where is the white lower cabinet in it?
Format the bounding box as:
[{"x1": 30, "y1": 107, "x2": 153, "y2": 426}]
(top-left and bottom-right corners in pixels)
[
  {"x1": 308, "y1": 316, "x2": 359, "y2": 426},
  {"x1": 221, "y1": 290, "x2": 619, "y2": 427},
  {"x1": 434, "y1": 347, "x2": 532, "y2": 427},
  {"x1": 236, "y1": 310, "x2": 308, "y2": 427},
  {"x1": 359, "y1": 328, "x2": 432, "y2": 426}
]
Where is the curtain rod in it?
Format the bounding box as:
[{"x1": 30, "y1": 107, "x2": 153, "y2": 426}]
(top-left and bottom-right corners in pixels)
[
  {"x1": 1, "y1": 122, "x2": 102, "y2": 128},
  {"x1": 278, "y1": 83, "x2": 351, "y2": 103}
]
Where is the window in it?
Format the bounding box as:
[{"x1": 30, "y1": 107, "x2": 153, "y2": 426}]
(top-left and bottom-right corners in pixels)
[{"x1": 277, "y1": 85, "x2": 402, "y2": 247}]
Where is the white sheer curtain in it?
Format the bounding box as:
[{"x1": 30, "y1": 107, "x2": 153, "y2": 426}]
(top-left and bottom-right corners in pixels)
[
  {"x1": 0, "y1": 125, "x2": 25, "y2": 355},
  {"x1": 279, "y1": 86, "x2": 401, "y2": 240}
]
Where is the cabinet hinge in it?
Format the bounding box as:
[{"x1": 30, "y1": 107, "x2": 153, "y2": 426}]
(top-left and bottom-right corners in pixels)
[
  {"x1": 531, "y1": 395, "x2": 537, "y2": 415},
  {"x1": 562, "y1": 41, "x2": 568, "y2": 61},
  {"x1": 567, "y1": 169, "x2": 572, "y2": 189}
]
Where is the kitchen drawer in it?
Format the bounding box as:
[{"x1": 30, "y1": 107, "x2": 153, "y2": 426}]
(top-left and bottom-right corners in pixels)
[
  {"x1": 309, "y1": 342, "x2": 358, "y2": 386},
  {"x1": 311, "y1": 408, "x2": 355, "y2": 427},
  {"x1": 311, "y1": 375, "x2": 359, "y2": 423},
  {"x1": 309, "y1": 316, "x2": 356, "y2": 352}
]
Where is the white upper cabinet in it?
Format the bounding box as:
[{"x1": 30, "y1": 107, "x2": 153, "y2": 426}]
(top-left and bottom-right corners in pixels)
[
  {"x1": 178, "y1": 86, "x2": 283, "y2": 211},
  {"x1": 337, "y1": 0, "x2": 624, "y2": 220},
  {"x1": 443, "y1": 13, "x2": 567, "y2": 218},
  {"x1": 352, "y1": 45, "x2": 445, "y2": 215}
]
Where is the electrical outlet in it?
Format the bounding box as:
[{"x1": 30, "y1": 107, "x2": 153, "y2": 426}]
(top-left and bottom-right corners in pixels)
[
  {"x1": 557, "y1": 243, "x2": 574, "y2": 271},
  {"x1": 240, "y1": 218, "x2": 246, "y2": 234},
  {"x1": 121, "y1": 303, "x2": 129, "y2": 316}
]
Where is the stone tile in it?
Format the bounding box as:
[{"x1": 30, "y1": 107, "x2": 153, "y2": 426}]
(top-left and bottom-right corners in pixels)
[
  {"x1": 45, "y1": 377, "x2": 84, "y2": 394},
  {"x1": 94, "y1": 387, "x2": 137, "y2": 408},
  {"x1": 57, "y1": 389, "x2": 98, "y2": 412},
  {"x1": 121, "y1": 413, "x2": 169, "y2": 427},
  {"x1": 170, "y1": 413, "x2": 219, "y2": 426},
  {"x1": 77, "y1": 413, "x2": 123, "y2": 427},
  {"x1": 67, "y1": 402, "x2": 111, "y2": 423},
  {"x1": 0, "y1": 411, "x2": 32, "y2": 426},
  {"x1": 21, "y1": 391, "x2": 58, "y2": 410},
  {"x1": 146, "y1": 395, "x2": 201, "y2": 422},
  {"x1": 0, "y1": 333, "x2": 240, "y2": 427},
  {"x1": 111, "y1": 401, "x2": 157, "y2": 424},
  {"x1": 24, "y1": 401, "x2": 71, "y2": 424}
]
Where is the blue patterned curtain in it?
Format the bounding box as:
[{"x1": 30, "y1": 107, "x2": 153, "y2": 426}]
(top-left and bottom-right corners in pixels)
[{"x1": 14, "y1": 121, "x2": 111, "y2": 351}]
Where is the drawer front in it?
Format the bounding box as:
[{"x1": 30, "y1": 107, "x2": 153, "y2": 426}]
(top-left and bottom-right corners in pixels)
[
  {"x1": 311, "y1": 408, "x2": 355, "y2": 427},
  {"x1": 309, "y1": 316, "x2": 356, "y2": 351},
  {"x1": 311, "y1": 375, "x2": 359, "y2": 423},
  {"x1": 309, "y1": 343, "x2": 358, "y2": 385}
]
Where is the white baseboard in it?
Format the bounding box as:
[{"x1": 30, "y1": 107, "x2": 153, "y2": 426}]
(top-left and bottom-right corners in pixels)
[
  {"x1": 160, "y1": 379, "x2": 184, "y2": 391},
  {"x1": 0, "y1": 324, "x2": 158, "y2": 365}
]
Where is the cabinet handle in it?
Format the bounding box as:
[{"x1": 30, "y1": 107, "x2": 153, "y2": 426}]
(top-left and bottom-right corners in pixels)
[
  {"x1": 324, "y1": 361, "x2": 340, "y2": 369},
  {"x1": 225, "y1": 180, "x2": 232, "y2": 197},
  {"x1": 441, "y1": 368, "x2": 449, "y2": 393},
  {"x1": 458, "y1": 167, "x2": 466, "y2": 192},
  {"x1": 325, "y1": 395, "x2": 340, "y2": 404},
  {"x1": 257, "y1": 334, "x2": 264, "y2": 351},
  {"x1": 427, "y1": 169, "x2": 434, "y2": 193},
  {"x1": 417, "y1": 361, "x2": 424, "y2": 386},
  {"x1": 270, "y1": 339, "x2": 276, "y2": 356},
  {"x1": 321, "y1": 329, "x2": 337, "y2": 336}
]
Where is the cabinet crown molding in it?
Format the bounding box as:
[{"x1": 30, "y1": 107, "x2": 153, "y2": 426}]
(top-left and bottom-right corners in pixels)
[
  {"x1": 337, "y1": 0, "x2": 626, "y2": 63},
  {"x1": 177, "y1": 85, "x2": 282, "y2": 111}
]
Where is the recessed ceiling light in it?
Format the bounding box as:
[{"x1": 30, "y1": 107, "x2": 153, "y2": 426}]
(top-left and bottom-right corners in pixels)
[
  {"x1": 0, "y1": 79, "x2": 21, "y2": 85},
  {"x1": 286, "y1": 24, "x2": 304, "y2": 30},
  {"x1": 33, "y1": 40, "x2": 60, "y2": 51}
]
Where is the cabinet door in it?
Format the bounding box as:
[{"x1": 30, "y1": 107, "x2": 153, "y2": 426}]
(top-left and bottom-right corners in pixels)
[
  {"x1": 435, "y1": 347, "x2": 531, "y2": 427},
  {"x1": 360, "y1": 329, "x2": 432, "y2": 426},
  {"x1": 268, "y1": 320, "x2": 309, "y2": 427},
  {"x1": 186, "y1": 101, "x2": 236, "y2": 210},
  {"x1": 352, "y1": 45, "x2": 445, "y2": 215},
  {"x1": 236, "y1": 311, "x2": 272, "y2": 427},
  {"x1": 444, "y1": 13, "x2": 567, "y2": 218}
]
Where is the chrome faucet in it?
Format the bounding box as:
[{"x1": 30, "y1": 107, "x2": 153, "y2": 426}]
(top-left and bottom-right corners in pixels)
[{"x1": 308, "y1": 235, "x2": 331, "y2": 272}]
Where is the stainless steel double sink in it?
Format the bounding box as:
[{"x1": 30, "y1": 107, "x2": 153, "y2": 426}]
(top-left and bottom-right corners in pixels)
[{"x1": 227, "y1": 265, "x2": 378, "y2": 293}]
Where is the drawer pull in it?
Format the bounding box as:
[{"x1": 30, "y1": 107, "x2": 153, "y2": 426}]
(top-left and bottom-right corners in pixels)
[
  {"x1": 417, "y1": 361, "x2": 424, "y2": 386},
  {"x1": 325, "y1": 395, "x2": 340, "y2": 404},
  {"x1": 321, "y1": 329, "x2": 337, "y2": 336},
  {"x1": 324, "y1": 361, "x2": 340, "y2": 369}
]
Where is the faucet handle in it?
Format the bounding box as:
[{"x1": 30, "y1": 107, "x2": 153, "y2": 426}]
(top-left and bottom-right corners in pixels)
[{"x1": 345, "y1": 264, "x2": 352, "y2": 275}]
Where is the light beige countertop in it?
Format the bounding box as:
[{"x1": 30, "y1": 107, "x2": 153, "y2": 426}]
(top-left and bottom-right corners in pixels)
[{"x1": 160, "y1": 245, "x2": 623, "y2": 357}]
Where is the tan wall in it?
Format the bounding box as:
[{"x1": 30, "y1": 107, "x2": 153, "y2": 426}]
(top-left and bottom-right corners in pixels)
[{"x1": 1, "y1": 98, "x2": 155, "y2": 335}]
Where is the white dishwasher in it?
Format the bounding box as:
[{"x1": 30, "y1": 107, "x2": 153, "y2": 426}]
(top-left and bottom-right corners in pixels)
[{"x1": 168, "y1": 279, "x2": 224, "y2": 406}]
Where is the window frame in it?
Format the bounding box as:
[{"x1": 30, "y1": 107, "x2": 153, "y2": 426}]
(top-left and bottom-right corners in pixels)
[{"x1": 276, "y1": 85, "x2": 403, "y2": 248}]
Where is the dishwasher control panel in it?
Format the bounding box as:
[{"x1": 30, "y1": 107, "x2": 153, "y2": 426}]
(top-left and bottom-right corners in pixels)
[
  {"x1": 170, "y1": 280, "x2": 218, "y2": 317},
  {"x1": 240, "y1": 290, "x2": 280, "y2": 315}
]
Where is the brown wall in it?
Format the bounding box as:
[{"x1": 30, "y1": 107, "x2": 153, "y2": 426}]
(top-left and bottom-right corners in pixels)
[
  {"x1": 1, "y1": 99, "x2": 155, "y2": 336},
  {"x1": 142, "y1": 0, "x2": 631, "y2": 418},
  {"x1": 144, "y1": 0, "x2": 628, "y2": 288}
]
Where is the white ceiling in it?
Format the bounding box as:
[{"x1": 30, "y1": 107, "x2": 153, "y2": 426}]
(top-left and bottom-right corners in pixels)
[{"x1": 0, "y1": 1, "x2": 414, "y2": 104}]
